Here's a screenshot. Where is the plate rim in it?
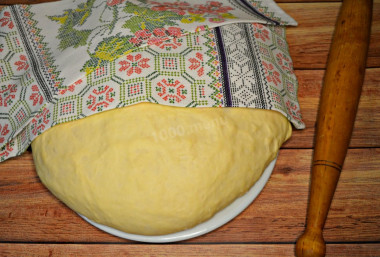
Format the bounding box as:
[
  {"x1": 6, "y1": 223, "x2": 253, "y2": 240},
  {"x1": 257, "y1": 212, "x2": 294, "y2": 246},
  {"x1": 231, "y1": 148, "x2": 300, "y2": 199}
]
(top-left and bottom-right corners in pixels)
[{"x1": 79, "y1": 157, "x2": 276, "y2": 243}]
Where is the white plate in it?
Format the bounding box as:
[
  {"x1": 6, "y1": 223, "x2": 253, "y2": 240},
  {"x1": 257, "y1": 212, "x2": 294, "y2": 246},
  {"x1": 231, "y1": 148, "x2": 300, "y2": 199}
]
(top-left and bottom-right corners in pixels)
[{"x1": 79, "y1": 157, "x2": 276, "y2": 243}]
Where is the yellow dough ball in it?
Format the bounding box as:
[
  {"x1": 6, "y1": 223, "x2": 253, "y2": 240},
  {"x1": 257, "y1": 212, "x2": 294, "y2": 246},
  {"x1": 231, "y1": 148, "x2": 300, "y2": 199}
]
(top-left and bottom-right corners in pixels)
[{"x1": 32, "y1": 103, "x2": 291, "y2": 235}]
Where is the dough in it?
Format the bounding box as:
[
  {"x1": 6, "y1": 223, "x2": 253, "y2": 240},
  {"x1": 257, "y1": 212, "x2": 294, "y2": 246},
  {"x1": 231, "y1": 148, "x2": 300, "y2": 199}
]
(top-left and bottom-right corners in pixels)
[{"x1": 32, "y1": 103, "x2": 291, "y2": 235}]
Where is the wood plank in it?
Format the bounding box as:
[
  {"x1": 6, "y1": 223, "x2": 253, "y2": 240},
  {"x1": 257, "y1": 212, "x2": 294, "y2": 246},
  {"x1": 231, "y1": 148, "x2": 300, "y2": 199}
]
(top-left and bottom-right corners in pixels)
[
  {"x1": 1, "y1": 148, "x2": 379, "y2": 243},
  {"x1": 1, "y1": 243, "x2": 380, "y2": 257},
  {"x1": 277, "y1": 0, "x2": 340, "y2": 2},
  {"x1": 283, "y1": 68, "x2": 380, "y2": 148},
  {"x1": 280, "y1": 1, "x2": 380, "y2": 69},
  {"x1": 0, "y1": 2, "x2": 379, "y2": 256}
]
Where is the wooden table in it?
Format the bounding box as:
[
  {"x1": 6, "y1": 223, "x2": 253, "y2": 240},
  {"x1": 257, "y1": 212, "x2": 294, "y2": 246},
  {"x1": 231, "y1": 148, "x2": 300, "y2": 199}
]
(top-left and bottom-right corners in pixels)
[{"x1": 1, "y1": 0, "x2": 379, "y2": 256}]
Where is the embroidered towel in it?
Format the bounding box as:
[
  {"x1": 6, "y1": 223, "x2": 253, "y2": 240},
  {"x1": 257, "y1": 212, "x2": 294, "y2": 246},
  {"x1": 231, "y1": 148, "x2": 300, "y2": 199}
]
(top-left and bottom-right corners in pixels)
[{"x1": 0, "y1": 0, "x2": 304, "y2": 162}]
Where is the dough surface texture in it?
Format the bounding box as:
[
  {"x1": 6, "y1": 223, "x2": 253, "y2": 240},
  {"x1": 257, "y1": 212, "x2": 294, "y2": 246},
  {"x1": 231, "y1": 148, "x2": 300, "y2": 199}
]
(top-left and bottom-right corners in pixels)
[{"x1": 32, "y1": 103, "x2": 291, "y2": 235}]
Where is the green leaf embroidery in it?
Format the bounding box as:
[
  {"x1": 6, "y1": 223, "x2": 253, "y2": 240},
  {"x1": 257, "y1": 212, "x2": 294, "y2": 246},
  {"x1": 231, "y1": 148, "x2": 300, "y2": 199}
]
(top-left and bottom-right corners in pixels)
[
  {"x1": 122, "y1": 2, "x2": 185, "y2": 33},
  {"x1": 81, "y1": 34, "x2": 134, "y2": 74},
  {"x1": 48, "y1": 0, "x2": 96, "y2": 50}
]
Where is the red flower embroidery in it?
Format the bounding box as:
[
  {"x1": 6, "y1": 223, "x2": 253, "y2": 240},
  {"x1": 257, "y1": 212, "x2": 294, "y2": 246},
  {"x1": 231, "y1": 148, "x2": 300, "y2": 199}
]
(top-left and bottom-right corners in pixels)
[
  {"x1": 0, "y1": 12, "x2": 14, "y2": 29},
  {"x1": 31, "y1": 108, "x2": 50, "y2": 136},
  {"x1": 276, "y1": 52, "x2": 293, "y2": 74},
  {"x1": 262, "y1": 61, "x2": 281, "y2": 86},
  {"x1": 188, "y1": 52, "x2": 204, "y2": 76},
  {"x1": 119, "y1": 54, "x2": 150, "y2": 76},
  {"x1": 156, "y1": 78, "x2": 187, "y2": 104},
  {"x1": 167, "y1": 27, "x2": 182, "y2": 37},
  {"x1": 272, "y1": 92, "x2": 281, "y2": 104},
  {"x1": 195, "y1": 1, "x2": 233, "y2": 15},
  {"x1": 286, "y1": 100, "x2": 302, "y2": 122},
  {"x1": 150, "y1": 1, "x2": 233, "y2": 16},
  {"x1": 158, "y1": 38, "x2": 183, "y2": 49},
  {"x1": 286, "y1": 81, "x2": 295, "y2": 94},
  {"x1": 150, "y1": 27, "x2": 183, "y2": 49},
  {"x1": 0, "y1": 142, "x2": 13, "y2": 160},
  {"x1": 129, "y1": 30, "x2": 152, "y2": 46},
  {"x1": 151, "y1": 1, "x2": 192, "y2": 15},
  {"x1": 59, "y1": 79, "x2": 83, "y2": 95},
  {"x1": 106, "y1": 0, "x2": 126, "y2": 6},
  {"x1": 129, "y1": 27, "x2": 183, "y2": 48},
  {"x1": 0, "y1": 84, "x2": 17, "y2": 107},
  {"x1": 129, "y1": 37, "x2": 142, "y2": 45},
  {"x1": 147, "y1": 37, "x2": 166, "y2": 46},
  {"x1": 0, "y1": 124, "x2": 10, "y2": 144},
  {"x1": 29, "y1": 85, "x2": 44, "y2": 106},
  {"x1": 153, "y1": 28, "x2": 167, "y2": 37},
  {"x1": 87, "y1": 85, "x2": 115, "y2": 112},
  {"x1": 252, "y1": 23, "x2": 270, "y2": 42},
  {"x1": 135, "y1": 29, "x2": 152, "y2": 39},
  {"x1": 14, "y1": 55, "x2": 29, "y2": 71}
]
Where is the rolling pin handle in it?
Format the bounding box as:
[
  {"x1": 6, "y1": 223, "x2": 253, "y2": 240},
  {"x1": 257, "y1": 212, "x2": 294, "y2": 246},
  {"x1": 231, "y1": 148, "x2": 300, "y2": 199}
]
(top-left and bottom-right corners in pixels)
[
  {"x1": 295, "y1": 0, "x2": 372, "y2": 256},
  {"x1": 296, "y1": 228, "x2": 325, "y2": 257}
]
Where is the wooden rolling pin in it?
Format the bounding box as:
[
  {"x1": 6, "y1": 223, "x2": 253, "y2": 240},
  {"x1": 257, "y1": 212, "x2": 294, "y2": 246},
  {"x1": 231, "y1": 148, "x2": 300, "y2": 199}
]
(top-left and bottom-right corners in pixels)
[{"x1": 295, "y1": 0, "x2": 372, "y2": 256}]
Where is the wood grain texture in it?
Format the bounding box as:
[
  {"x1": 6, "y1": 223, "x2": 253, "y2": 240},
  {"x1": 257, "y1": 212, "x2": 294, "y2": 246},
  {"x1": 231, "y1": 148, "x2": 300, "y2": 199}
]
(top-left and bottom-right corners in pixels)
[
  {"x1": 296, "y1": 1, "x2": 373, "y2": 255},
  {"x1": 280, "y1": 1, "x2": 380, "y2": 69},
  {"x1": 277, "y1": 0, "x2": 340, "y2": 2},
  {"x1": 0, "y1": 0, "x2": 379, "y2": 256},
  {"x1": 281, "y1": 68, "x2": 380, "y2": 148},
  {"x1": 1, "y1": 148, "x2": 379, "y2": 243},
  {"x1": 1, "y1": 243, "x2": 380, "y2": 257}
]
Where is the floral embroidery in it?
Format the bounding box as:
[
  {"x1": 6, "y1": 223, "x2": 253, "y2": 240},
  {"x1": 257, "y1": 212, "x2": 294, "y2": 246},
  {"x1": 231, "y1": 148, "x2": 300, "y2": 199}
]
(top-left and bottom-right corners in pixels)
[
  {"x1": 0, "y1": 1, "x2": 303, "y2": 162},
  {"x1": 31, "y1": 108, "x2": 50, "y2": 136},
  {"x1": 151, "y1": 1, "x2": 191, "y2": 15},
  {"x1": 252, "y1": 23, "x2": 270, "y2": 42},
  {"x1": 0, "y1": 124, "x2": 10, "y2": 144},
  {"x1": 286, "y1": 100, "x2": 302, "y2": 122},
  {"x1": 129, "y1": 27, "x2": 184, "y2": 47},
  {"x1": 152, "y1": 28, "x2": 166, "y2": 37},
  {"x1": 29, "y1": 85, "x2": 44, "y2": 106},
  {"x1": 194, "y1": 1, "x2": 233, "y2": 15},
  {"x1": 48, "y1": 0, "x2": 235, "y2": 74},
  {"x1": 0, "y1": 12, "x2": 14, "y2": 30},
  {"x1": 156, "y1": 78, "x2": 187, "y2": 103},
  {"x1": 276, "y1": 52, "x2": 293, "y2": 74},
  {"x1": 129, "y1": 29, "x2": 152, "y2": 45},
  {"x1": 262, "y1": 61, "x2": 281, "y2": 86},
  {"x1": 0, "y1": 141, "x2": 13, "y2": 161},
  {"x1": 106, "y1": 0, "x2": 126, "y2": 6},
  {"x1": 59, "y1": 79, "x2": 83, "y2": 95},
  {"x1": 87, "y1": 85, "x2": 115, "y2": 111},
  {"x1": 272, "y1": 92, "x2": 281, "y2": 103},
  {"x1": 119, "y1": 54, "x2": 150, "y2": 76},
  {"x1": 0, "y1": 84, "x2": 17, "y2": 107},
  {"x1": 167, "y1": 27, "x2": 182, "y2": 37},
  {"x1": 286, "y1": 81, "x2": 295, "y2": 94},
  {"x1": 188, "y1": 52, "x2": 204, "y2": 76},
  {"x1": 151, "y1": 1, "x2": 235, "y2": 23},
  {"x1": 14, "y1": 55, "x2": 29, "y2": 71},
  {"x1": 151, "y1": 1, "x2": 233, "y2": 15},
  {"x1": 122, "y1": 2, "x2": 185, "y2": 33}
]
